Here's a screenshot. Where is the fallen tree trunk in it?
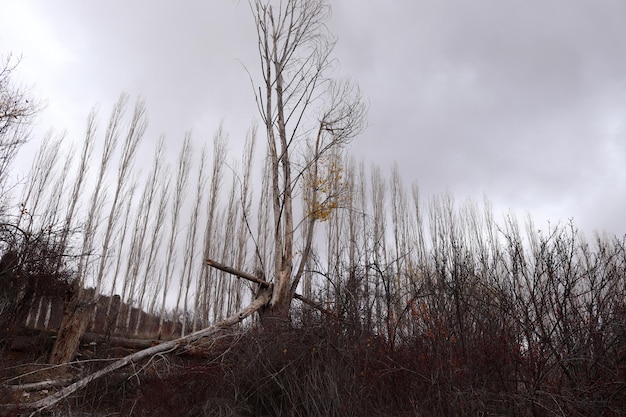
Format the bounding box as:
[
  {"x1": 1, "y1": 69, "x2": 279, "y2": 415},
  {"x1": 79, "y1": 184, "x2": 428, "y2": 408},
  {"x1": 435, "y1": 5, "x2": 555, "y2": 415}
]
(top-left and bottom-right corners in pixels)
[
  {"x1": 3, "y1": 378, "x2": 75, "y2": 392},
  {"x1": 3, "y1": 293, "x2": 270, "y2": 415},
  {"x1": 81, "y1": 332, "x2": 156, "y2": 350}
]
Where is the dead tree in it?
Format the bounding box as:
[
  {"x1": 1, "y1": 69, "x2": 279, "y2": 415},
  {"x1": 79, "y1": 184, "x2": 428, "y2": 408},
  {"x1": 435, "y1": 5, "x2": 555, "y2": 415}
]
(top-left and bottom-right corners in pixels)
[{"x1": 250, "y1": 0, "x2": 365, "y2": 326}]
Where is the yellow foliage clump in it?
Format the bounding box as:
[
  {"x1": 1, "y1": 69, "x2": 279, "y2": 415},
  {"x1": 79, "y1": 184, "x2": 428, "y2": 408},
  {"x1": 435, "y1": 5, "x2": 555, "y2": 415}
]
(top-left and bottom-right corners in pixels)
[{"x1": 304, "y1": 155, "x2": 344, "y2": 222}]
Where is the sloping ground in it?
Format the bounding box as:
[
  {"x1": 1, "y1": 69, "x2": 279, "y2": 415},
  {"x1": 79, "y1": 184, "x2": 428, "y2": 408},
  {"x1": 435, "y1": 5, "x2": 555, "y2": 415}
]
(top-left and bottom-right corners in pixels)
[
  {"x1": 3, "y1": 318, "x2": 625, "y2": 417},
  {"x1": 1, "y1": 325, "x2": 408, "y2": 417},
  {"x1": 0, "y1": 296, "x2": 267, "y2": 416}
]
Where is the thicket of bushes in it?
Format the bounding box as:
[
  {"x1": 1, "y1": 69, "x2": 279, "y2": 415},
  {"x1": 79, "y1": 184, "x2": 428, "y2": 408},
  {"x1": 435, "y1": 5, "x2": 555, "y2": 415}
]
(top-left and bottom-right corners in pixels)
[{"x1": 31, "y1": 216, "x2": 625, "y2": 417}]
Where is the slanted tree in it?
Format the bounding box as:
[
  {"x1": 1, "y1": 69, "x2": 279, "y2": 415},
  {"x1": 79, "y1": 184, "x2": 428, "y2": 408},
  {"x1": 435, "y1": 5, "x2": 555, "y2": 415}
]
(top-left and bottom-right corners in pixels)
[
  {"x1": 49, "y1": 97, "x2": 146, "y2": 364},
  {"x1": 249, "y1": 0, "x2": 365, "y2": 327}
]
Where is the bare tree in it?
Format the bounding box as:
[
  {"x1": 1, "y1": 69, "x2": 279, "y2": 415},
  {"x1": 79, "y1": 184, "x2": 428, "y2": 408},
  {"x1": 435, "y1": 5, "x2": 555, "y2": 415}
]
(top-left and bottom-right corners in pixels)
[
  {"x1": 175, "y1": 143, "x2": 209, "y2": 336},
  {"x1": 216, "y1": 171, "x2": 242, "y2": 320},
  {"x1": 104, "y1": 178, "x2": 137, "y2": 334},
  {"x1": 118, "y1": 143, "x2": 165, "y2": 333},
  {"x1": 157, "y1": 133, "x2": 191, "y2": 337},
  {"x1": 196, "y1": 128, "x2": 228, "y2": 330},
  {"x1": 93, "y1": 97, "x2": 145, "y2": 297},
  {"x1": 84, "y1": 98, "x2": 145, "y2": 335},
  {"x1": 49, "y1": 96, "x2": 134, "y2": 364},
  {"x1": 135, "y1": 139, "x2": 170, "y2": 334},
  {"x1": 249, "y1": 0, "x2": 365, "y2": 325},
  {"x1": 0, "y1": 53, "x2": 39, "y2": 193},
  {"x1": 41, "y1": 136, "x2": 74, "y2": 229},
  {"x1": 19, "y1": 134, "x2": 64, "y2": 233},
  {"x1": 233, "y1": 126, "x2": 259, "y2": 311}
]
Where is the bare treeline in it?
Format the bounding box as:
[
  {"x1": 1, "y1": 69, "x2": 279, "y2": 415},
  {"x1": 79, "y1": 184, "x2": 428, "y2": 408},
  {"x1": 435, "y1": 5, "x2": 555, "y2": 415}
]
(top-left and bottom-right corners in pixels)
[
  {"x1": 4, "y1": 105, "x2": 625, "y2": 412},
  {"x1": 1, "y1": 0, "x2": 625, "y2": 411},
  {"x1": 0, "y1": 73, "x2": 622, "y2": 416},
  {"x1": 315, "y1": 168, "x2": 626, "y2": 414}
]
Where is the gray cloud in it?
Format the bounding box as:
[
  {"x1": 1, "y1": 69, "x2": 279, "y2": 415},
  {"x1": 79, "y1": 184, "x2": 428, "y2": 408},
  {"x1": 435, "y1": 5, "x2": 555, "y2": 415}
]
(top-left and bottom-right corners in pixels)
[
  {"x1": 3, "y1": 0, "x2": 625, "y2": 235},
  {"x1": 332, "y1": 0, "x2": 626, "y2": 234}
]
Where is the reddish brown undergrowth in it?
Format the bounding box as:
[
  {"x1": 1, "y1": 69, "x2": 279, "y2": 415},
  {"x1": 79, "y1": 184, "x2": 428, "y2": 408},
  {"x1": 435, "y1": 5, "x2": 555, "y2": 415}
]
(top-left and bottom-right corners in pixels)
[{"x1": 2, "y1": 304, "x2": 625, "y2": 417}]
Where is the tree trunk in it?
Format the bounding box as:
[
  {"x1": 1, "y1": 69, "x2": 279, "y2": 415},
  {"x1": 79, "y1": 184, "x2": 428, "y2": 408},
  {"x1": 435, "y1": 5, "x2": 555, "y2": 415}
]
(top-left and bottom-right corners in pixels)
[
  {"x1": 48, "y1": 285, "x2": 94, "y2": 364},
  {"x1": 259, "y1": 297, "x2": 291, "y2": 331},
  {"x1": 204, "y1": 259, "x2": 334, "y2": 331}
]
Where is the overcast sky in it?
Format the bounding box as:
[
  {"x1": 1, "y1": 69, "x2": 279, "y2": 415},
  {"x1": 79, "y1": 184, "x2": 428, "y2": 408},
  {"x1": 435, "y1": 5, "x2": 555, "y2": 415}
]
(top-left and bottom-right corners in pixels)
[{"x1": 1, "y1": 0, "x2": 625, "y2": 236}]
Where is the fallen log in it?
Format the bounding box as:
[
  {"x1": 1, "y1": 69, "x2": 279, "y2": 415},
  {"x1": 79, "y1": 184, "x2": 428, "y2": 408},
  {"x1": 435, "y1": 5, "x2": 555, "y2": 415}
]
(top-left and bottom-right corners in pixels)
[
  {"x1": 81, "y1": 332, "x2": 156, "y2": 350},
  {"x1": 2, "y1": 292, "x2": 270, "y2": 415},
  {"x1": 3, "y1": 378, "x2": 74, "y2": 392}
]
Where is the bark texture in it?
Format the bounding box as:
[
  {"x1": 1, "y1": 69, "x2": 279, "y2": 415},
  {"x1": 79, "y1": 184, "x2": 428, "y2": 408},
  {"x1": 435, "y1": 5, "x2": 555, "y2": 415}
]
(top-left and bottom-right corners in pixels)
[{"x1": 48, "y1": 286, "x2": 94, "y2": 364}]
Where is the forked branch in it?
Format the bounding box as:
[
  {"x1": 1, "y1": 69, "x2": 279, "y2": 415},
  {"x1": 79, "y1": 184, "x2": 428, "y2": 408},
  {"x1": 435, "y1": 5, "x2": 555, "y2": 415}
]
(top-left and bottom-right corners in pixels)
[{"x1": 205, "y1": 258, "x2": 337, "y2": 316}]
